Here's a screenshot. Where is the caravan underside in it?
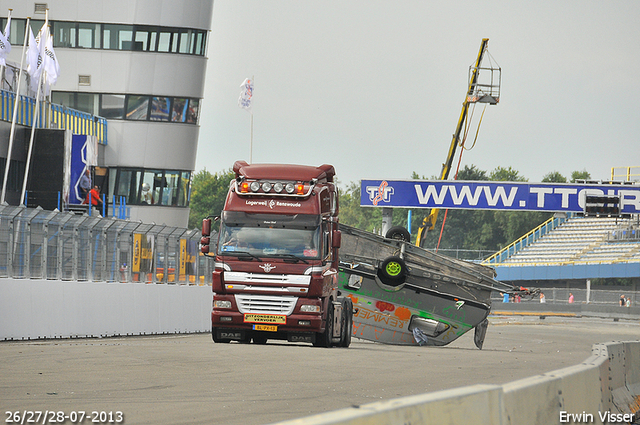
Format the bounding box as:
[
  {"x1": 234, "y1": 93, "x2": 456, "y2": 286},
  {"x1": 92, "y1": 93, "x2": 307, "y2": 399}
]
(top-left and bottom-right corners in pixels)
[{"x1": 338, "y1": 225, "x2": 514, "y2": 348}]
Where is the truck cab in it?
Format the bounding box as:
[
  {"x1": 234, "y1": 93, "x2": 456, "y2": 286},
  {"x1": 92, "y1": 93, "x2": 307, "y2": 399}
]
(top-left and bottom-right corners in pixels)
[{"x1": 201, "y1": 161, "x2": 352, "y2": 347}]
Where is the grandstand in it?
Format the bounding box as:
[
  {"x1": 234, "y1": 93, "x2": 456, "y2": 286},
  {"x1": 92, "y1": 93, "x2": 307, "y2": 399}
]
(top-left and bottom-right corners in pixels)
[
  {"x1": 498, "y1": 216, "x2": 640, "y2": 265},
  {"x1": 483, "y1": 214, "x2": 640, "y2": 282}
]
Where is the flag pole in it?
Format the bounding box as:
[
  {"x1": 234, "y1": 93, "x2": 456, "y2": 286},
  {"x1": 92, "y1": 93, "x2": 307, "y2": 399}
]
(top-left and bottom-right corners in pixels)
[
  {"x1": 1, "y1": 14, "x2": 27, "y2": 205},
  {"x1": 21, "y1": 69, "x2": 44, "y2": 205},
  {"x1": 0, "y1": 9, "x2": 9, "y2": 89},
  {"x1": 249, "y1": 75, "x2": 254, "y2": 164},
  {"x1": 20, "y1": 10, "x2": 48, "y2": 206}
]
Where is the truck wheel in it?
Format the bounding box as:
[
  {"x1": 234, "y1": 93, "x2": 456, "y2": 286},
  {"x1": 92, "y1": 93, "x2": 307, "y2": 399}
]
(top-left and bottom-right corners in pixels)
[
  {"x1": 252, "y1": 334, "x2": 268, "y2": 344},
  {"x1": 377, "y1": 256, "x2": 407, "y2": 286},
  {"x1": 339, "y1": 298, "x2": 353, "y2": 348},
  {"x1": 385, "y1": 226, "x2": 411, "y2": 242},
  {"x1": 313, "y1": 301, "x2": 334, "y2": 348}
]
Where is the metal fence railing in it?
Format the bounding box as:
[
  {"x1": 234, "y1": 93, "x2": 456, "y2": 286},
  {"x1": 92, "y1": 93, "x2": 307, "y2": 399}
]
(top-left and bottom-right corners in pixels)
[
  {"x1": 0, "y1": 205, "x2": 214, "y2": 285},
  {"x1": 491, "y1": 287, "x2": 638, "y2": 307}
]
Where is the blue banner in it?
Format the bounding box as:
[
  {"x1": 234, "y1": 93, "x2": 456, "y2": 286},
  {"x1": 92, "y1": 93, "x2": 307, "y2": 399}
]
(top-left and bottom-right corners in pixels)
[
  {"x1": 69, "y1": 135, "x2": 90, "y2": 205},
  {"x1": 360, "y1": 180, "x2": 640, "y2": 214}
]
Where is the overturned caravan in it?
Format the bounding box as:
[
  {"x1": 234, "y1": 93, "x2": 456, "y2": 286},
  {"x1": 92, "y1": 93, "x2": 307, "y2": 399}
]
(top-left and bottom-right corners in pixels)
[{"x1": 337, "y1": 225, "x2": 517, "y2": 349}]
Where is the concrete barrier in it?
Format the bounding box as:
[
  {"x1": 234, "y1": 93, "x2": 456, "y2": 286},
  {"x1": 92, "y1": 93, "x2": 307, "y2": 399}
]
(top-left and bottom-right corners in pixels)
[
  {"x1": 0, "y1": 279, "x2": 212, "y2": 340},
  {"x1": 271, "y1": 341, "x2": 640, "y2": 425}
]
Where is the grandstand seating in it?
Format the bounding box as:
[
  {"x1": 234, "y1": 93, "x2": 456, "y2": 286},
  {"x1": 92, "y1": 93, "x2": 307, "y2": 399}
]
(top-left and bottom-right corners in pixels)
[{"x1": 496, "y1": 216, "x2": 640, "y2": 265}]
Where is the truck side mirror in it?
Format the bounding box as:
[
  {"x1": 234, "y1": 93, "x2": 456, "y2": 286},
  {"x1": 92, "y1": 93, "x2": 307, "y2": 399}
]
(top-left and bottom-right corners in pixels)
[
  {"x1": 202, "y1": 218, "x2": 212, "y2": 237},
  {"x1": 332, "y1": 230, "x2": 341, "y2": 248},
  {"x1": 200, "y1": 236, "x2": 211, "y2": 254},
  {"x1": 201, "y1": 218, "x2": 212, "y2": 253}
]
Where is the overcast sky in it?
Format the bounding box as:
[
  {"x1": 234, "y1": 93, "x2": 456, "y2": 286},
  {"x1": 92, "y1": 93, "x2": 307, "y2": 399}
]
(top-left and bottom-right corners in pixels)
[{"x1": 196, "y1": 0, "x2": 640, "y2": 187}]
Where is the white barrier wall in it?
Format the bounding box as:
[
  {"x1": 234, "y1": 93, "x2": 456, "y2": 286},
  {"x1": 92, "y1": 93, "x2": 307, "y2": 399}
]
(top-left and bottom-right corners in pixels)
[
  {"x1": 272, "y1": 341, "x2": 640, "y2": 425},
  {"x1": 0, "y1": 279, "x2": 212, "y2": 340}
]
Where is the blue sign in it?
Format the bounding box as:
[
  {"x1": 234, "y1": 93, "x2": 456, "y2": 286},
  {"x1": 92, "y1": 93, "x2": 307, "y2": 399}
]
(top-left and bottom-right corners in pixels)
[
  {"x1": 69, "y1": 135, "x2": 93, "y2": 205},
  {"x1": 360, "y1": 180, "x2": 640, "y2": 214}
]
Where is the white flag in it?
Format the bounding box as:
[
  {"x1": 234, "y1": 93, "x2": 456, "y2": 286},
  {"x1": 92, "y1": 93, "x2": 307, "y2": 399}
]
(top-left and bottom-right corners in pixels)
[
  {"x1": 0, "y1": 14, "x2": 11, "y2": 66},
  {"x1": 43, "y1": 30, "x2": 60, "y2": 87},
  {"x1": 26, "y1": 27, "x2": 42, "y2": 81},
  {"x1": 238, "y1": 78, "x2": 253, "y2": 112}
]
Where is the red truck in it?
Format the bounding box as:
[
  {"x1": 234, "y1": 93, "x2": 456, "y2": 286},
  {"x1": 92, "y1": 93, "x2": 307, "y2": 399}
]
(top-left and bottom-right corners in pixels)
[{"x1": 201, "y1": 161, "x2": 353, "y2": 347}]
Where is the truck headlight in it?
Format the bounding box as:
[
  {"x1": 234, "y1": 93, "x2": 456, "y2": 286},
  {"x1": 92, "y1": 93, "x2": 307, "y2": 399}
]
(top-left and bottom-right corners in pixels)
[
  {"x1": 250, "y1": 181, "x2": 260, "y2": 192},
  {"x1": 214, "y1": 300, "x2": 232, "y2": 309},
  {"x1": 285, "y1": 183, "x2": 295, "y2": 194},
  {"x1": 300, "y1": 304, "x2": 320, "y2": 313}
]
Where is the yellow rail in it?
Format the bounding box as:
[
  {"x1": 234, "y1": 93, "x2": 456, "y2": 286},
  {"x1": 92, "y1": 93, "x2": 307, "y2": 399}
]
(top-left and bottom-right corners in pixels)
[
  {"x1": 481, "y1": 215, "x2": 567, "y2": 265},
  {"x1": 0, "y1": 89, "x2": 107, "y2": 144},
  {"x1": 611, "y1": 166, "x2": 640, "y2": 182}
]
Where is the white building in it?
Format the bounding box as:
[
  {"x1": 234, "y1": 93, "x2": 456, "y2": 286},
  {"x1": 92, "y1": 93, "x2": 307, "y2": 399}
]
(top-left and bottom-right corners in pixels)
[{"x1": 0, "y1": 0, "x2": 214, "y2": 227}]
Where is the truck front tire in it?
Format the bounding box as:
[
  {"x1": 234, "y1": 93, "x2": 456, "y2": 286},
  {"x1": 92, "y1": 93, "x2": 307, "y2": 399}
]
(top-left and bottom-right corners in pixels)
[
  {"x1": 313, "y1": 302, "x2": 334, "y2": 348},
  {"x1": 339, "y1": 298, "x2": 353, "y2": 348}
]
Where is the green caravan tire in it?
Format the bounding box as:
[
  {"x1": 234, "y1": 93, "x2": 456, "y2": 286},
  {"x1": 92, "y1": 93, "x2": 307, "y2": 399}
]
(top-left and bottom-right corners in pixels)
[{"x1": 377, "y1": 256, "x2": 407, "y2": 286}]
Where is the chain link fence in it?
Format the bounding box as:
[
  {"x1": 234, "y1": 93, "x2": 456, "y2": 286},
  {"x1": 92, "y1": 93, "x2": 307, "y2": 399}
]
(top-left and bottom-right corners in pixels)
[{"x1": 0, "y1": 205, "x2": 215, "y2": 285}]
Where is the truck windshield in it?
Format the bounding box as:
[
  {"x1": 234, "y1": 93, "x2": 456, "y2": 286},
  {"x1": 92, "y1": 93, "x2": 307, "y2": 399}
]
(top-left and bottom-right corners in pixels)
[{"x1": 217, "y1": 212, "x2": 322, "y2": 260}]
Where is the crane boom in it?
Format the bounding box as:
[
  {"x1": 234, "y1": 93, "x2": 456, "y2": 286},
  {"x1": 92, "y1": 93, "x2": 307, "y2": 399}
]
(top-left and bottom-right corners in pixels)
[{"x1": 416, "y1": 38, "x2": 492, "y2": 248}]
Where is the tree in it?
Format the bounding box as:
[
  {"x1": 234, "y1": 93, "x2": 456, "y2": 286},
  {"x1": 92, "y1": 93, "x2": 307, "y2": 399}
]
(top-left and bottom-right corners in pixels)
[
  {"x1": 570, "y1": 169, "x2": 591, "y2": 182},
  {"x1": 542, "y1": 171, "x2": 567, "y2": 183},
  {"x1": 187, "y1": 168, "x2": 235, "y2": 229},
  {"x1": 339, "y1": 182, "x2": 382, "y2": 233},
  {"x1": 490, "y1": 166, "x2": 527, "y2": 182}
]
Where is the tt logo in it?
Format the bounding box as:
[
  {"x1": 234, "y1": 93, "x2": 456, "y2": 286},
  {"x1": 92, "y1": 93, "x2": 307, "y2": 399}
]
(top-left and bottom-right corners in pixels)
[
  {"x1": 259, "y1": 263, "x2": 276, "y2": 273},
  {"x1": 366, "y1": 181, "x2": 394, "y2": 206}
]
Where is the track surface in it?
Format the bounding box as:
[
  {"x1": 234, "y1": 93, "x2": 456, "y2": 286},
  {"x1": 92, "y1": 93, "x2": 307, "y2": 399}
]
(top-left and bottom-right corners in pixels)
[{"x1": 1, "y1": 316, "x2": 639, "y2": 425}]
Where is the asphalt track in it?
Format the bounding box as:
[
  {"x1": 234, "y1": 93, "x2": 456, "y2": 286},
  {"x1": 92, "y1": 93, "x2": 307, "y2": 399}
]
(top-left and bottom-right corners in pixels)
[{"x1": 1, "y1": 316, "x2": 639, "y2": 425}]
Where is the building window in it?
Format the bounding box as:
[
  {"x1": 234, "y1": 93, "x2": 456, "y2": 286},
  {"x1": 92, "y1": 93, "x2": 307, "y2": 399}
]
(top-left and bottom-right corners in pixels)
[
  {"x1": 186, "y1": 99, "x2": 199, "y2": 124},
  {"x1": 78, "y1": 23, "x2": 101, "y2": 49},
  {"x1": 157, "y1": 30, "x2": 172, "y2": 53},
  {"x1": 76, "y1": 92, "x2": 98, "y2": 115},
  {"x1": 53, "y1": 21, "x2": 76, "y2": 47},
  {"x1": 51, "y1": 92, "x2": 75, "y2": 109},
  {"x1": 150, "y1": 97, "x2": 171, "y2": 121},
  {"x1": 171, "y1": 98, "x2": 187, "y2": 122},
  {"x1": 100, "y1": 94, "x2": 125, "y2": 119},
  {"x1": 102, "y1": 24, "x2": 133, "y2": 50},
  {"x1": 126, "y1": 95, "x2": 150, "y2": 120},
  {"x1": 111, "y1": 168, "x2": 191, "y2": 207},
  {"x1": 44, "y1": 19, "x2": 207, "y2": 55},
  {"x1": 53, "y1": 91, "x2": 200, "y2": 124},
  {"x1": 133, "y1": 26, "x2": 150, "y2": 51},
  {"x1": 4, "y1": 18, "x2": 207, "y2": 55}
]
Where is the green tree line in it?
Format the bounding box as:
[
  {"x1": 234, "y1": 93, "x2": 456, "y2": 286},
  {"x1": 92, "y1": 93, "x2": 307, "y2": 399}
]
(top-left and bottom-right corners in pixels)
[{"x1": 188, "y1": 165, "x2": 591, "y2": 255}]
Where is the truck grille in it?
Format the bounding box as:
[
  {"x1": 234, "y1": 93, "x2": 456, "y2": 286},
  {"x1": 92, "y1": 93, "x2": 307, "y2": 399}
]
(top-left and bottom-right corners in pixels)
[{"x1": 235, "y1": 294, "x2": 297, "y2": 315}]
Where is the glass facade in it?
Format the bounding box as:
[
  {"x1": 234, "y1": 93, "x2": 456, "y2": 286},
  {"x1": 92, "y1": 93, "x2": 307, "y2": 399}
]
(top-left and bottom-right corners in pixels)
[
  {"x1": 0, "y1": 15, "x2": 205, "y2": 216},
  {"x1": 109, "y1": 168, "x2": 191, "y2": 207},
  {"x1": 51, "y1": 92, "x2": 200, "y2": 124},
  {"x1": 0, "y1": 18, "x2": 207, "y2": 56}
]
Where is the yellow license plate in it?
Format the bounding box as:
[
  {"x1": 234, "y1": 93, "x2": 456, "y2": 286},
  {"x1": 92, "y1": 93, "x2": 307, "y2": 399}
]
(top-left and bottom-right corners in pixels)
[
  {"x1": 253, "y1": 324, "x2": 278, "y2": 332},
  {"x1": 244, "y1": 313, "x2": 286, "y2": 324}
]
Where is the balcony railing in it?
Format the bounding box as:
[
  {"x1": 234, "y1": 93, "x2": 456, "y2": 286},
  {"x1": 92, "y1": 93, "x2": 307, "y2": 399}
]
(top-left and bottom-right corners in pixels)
[{"x1": 0, "y1": 89, "x2": 107, "y2": 145}]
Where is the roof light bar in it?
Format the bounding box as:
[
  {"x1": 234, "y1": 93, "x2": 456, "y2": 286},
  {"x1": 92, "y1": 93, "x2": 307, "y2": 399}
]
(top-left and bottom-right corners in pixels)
[{"x1": 235, "y1": 180, "x2": 313, "y2": 197}]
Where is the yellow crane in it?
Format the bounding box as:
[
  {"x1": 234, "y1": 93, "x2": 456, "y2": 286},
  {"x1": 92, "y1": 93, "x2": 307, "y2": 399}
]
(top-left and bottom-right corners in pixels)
[{"x1": 415, "y1": 38, "x2": 500, "y2": 248}]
